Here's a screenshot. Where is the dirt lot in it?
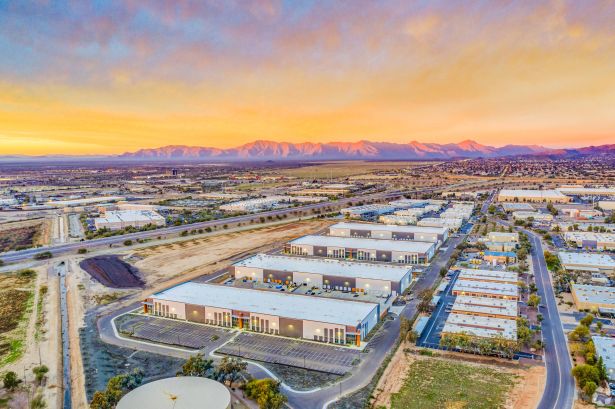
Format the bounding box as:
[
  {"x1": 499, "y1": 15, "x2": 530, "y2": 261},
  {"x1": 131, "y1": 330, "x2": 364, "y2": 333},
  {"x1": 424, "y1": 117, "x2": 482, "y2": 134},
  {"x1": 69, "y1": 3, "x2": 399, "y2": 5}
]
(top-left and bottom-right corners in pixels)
[
  {"x1": 372, "y1": 344, "x2": 546, "y2": 409},
  {"x1": 128, "y1": 219, "x2": 333, "y2": 294},
  {"x1": 0, "y1": 218, "x2": 50, "y2": 252},
  {"x1": 79, "y1": 255, "x2": 144, "y2": 288}
]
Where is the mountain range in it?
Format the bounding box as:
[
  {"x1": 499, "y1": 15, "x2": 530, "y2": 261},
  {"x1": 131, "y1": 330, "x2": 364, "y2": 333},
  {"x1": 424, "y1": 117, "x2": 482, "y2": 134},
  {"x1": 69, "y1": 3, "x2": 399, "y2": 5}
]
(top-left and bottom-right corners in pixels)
[
  {"x1": 117, "y1": 140, "x2": 614, "y2": 161},
  {"x1": 2, "y1": 140, "x2": 614, "y2": 162}
]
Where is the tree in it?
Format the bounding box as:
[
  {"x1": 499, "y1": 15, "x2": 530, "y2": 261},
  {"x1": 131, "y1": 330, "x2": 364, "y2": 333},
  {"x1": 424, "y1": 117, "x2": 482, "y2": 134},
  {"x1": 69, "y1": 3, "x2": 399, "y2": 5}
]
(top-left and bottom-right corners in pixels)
[
  {"x1": 244, "y1": 378, "x2": 287, "y2": 409},
  {"x1": 527, "y1": 294, "x2": 541, "y2": 308},
  {"x1": 439, "y1": 267, "x2": 448, "y2": 277},
  {"x1": 123, "y1": 239, "x2": 133, "y2": 246},
  {"x1": 572, "y1": 364, "x2": 600, "y2": 389},
  {"x1": 33, "y1": 364, "x2": 49, "y2": 384},
  {"x1": 216, "y1": 356, "x2": 247, "y2": 388},
  {"x1": 33, "y1": 251, "x2": 53, "y2": 260},
  {"x1": 597, "y1": 356, "x2": 608, "y2": 382},
  {"x1": 582, "y1": 381, "x2": 597, "y2": 401},
  {"x1": 569, "y1": 324, "x2": 590, "y2": 342},
  {"x1": 30, "y1": 393, "x2": 47, "y2": 409},
  {"x1": 77, "y1": 248, "x2": 87, "y2": 254},
  {"x1": 177, "y1": 354, "x2": 214, "y2": 377},
  {"x1": 90, "y1": 369, "x2": 144, "y2": 409},
  {"x1": 580, "y1": 314, "x2": 594, "y2": 327},
  {"x1": 3, "y1": 371, "x2": 21, "y2": 391}
]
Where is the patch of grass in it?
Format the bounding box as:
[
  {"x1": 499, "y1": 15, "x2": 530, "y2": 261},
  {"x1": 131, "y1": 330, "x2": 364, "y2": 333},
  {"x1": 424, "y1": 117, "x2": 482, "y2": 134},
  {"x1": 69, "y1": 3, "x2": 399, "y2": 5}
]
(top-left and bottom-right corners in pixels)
[
  {"x1": 0, "y1": 269, "x2": 37, "y2": 367},
  {"x1": 93, "y1": 292, "x2": 123, "y2": 305},
  {"x1": 35, "y1": 285, "x2": 48, "y2": 341},
  {"x1": 390, "y1": 358, "x2": 516, "y2": 409}
]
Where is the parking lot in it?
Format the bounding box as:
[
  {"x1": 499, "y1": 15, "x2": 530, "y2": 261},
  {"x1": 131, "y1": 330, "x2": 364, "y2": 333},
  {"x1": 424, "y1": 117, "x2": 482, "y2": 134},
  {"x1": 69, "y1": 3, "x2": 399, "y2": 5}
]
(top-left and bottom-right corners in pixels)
[
  {"x1": 416, "y1": 272, "x2": 458, "y2": 348},
  {"x1": 216, "y1": 332, "x2": 360, "y2": 375},
  {"x1": 116, "y1": 314, "x2": 234, "y2": 351}
]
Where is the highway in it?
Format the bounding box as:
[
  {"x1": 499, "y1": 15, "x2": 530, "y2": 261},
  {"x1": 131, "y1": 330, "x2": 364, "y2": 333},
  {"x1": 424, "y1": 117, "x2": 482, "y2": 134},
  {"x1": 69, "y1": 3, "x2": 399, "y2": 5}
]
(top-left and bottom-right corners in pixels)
[{"x1": 0, "y1": 190, "x2": 410, "y2": 264}]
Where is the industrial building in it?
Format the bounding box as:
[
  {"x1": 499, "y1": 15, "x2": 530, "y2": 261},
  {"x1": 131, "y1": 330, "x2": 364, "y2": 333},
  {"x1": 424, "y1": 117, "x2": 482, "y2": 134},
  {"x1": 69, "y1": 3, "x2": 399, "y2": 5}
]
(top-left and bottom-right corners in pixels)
[
  {"x1": 340, "y1": 204, "x2": 397, "y2": 219},
  {"x1": 484, "y1": 251, "x2": 517, "y2": 265},
  {"x1": 232, "y1": 254, "x2": 412, "y2": 296},
  {"x1": 441, "y1": 313, "x2": 517, "y2": 340},
  {"x1": 457, "y1": 268, "x2": 519, "y2": 285},
  {"x1": 502, "y1": 203, "x2": 534, "y2": 212},
  {"x1": 147, "y1": 282, "x2": 379, "y2": 345},
  {"x1": 94, "y1": 210, "x2": 166, "y2": 230},
  {"x1": 440, "y1": 203, "x2": 474, "y2": 221},
  {"x1": 511, "y1": 211, "x2": 554, "y2": 222},
  {"x1": 452, "y1": 280, "x2": 519, "y2": 300},
  {"x1": 570, "y1": 283, "x2": 615, "y2": 310},
  {"x1": 487, "y1": 231, "x2": 519, "y2": 243},
  {"x1": 497, "y1": 189, "x2": 571, "y2": 203},
  {"x1": 564, "y1": 232, "x2": 615, "y2": 250},
  {"x1": 592, "y1": 336, "x2": 615, "y2": 381},
  {"x1": 328, "y1": 222, "x2": 448, "y2": 243},
  {"x1": 286, "y1": 235, "x2": 436, "y2": 264},
  {"x1": 557, "y1": 187, "x2": 615, "y2": 197},
  {"x1": 46, "y1": 196, "x2": 126, "y2": 207},
  {"x1": 219, "y1": 196, "x2": 291, "y2": 212},
  {"x1": 451, "y1": 296, "x2": 518, "y2": 320},
  {"x1": 558, "y1": 252, "x2": 615, "y2": 275},
  {"x1": 378, "y1": 214, "x2": 418, "y2": 225},
  {"x1": 556, "y1": 222, "x2": 615, "y2": 233},
  {"x1": 598, "y1": 201, "x2": 615, "y2": 211},
  {"x1": 417, "y1": 217, "x2": 464, "y2": 232}
]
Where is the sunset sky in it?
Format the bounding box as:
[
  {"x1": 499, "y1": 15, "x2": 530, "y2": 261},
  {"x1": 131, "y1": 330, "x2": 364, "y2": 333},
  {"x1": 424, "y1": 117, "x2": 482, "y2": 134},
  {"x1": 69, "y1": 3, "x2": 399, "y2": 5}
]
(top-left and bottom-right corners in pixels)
[{"x1": 1, "y1": 0, "x2": 614, "y2": 155}]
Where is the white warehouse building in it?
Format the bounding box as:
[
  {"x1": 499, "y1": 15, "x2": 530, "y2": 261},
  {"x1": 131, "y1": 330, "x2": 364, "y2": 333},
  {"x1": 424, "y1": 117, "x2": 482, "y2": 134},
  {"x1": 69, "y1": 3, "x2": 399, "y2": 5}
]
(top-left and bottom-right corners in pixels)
[
  {"x1": 232, "y1": 254, "x2": 412, "y2": 296},
  {"x1": 286, "y1": 235, "x2": 436, "y2": 264},
  {"x1": 327, "y1": 222, "x2": 448, "y2": 243},
  {"x1": 146, "y1": 282, "x2": 379, "y2": 345}
]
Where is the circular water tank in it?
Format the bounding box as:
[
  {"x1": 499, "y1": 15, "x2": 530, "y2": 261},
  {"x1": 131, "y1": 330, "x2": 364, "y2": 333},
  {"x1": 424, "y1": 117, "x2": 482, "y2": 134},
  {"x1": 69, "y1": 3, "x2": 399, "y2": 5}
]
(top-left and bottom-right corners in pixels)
[{"x1": 117, "y1": 377, "x2": 231, "y2": 409}]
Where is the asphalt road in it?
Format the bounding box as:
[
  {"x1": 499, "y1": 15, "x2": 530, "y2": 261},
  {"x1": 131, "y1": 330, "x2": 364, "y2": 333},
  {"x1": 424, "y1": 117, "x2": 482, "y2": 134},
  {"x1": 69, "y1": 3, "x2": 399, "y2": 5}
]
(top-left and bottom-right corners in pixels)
[
  {"x1": 524, "y1": 229, "x2": 575, "y2": 409},
  {"x1": 0, "y1": 190, "x2": 408, "y2": 263},
  {"x1": 493, "y1": 208, "x2": 575, "y2": 409}
]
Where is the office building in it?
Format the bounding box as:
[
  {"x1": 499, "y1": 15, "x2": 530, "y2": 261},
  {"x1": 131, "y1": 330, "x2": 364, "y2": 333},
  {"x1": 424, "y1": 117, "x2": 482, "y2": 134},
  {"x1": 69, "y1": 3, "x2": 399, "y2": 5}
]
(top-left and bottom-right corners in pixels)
[{"x1": 564, "y1": 232, "x2": 615, "y2": 250}]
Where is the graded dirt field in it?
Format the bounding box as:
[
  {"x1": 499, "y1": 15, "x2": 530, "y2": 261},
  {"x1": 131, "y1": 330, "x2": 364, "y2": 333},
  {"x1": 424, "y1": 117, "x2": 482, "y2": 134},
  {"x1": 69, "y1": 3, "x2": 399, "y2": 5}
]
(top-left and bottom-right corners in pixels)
[
  {"x1": 372, "y1": 344, "x2": 545, "y2": 409},
  {"x1": 79, "y1": 255, "x2": 144, "y2": 288},
  {"x1": 130, "y1": 219, "x2": 333, "y2": 290},
  {"x1": 0, "y1": 218, "x2": 50, "y2": 252}
]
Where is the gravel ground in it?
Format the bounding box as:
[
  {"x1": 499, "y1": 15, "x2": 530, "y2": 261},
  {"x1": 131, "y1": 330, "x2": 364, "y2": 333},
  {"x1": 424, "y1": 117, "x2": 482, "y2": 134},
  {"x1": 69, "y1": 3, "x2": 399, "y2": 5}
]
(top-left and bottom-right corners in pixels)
[
  {"x1": 80, "y1": 311, "x2": 185, "y2": 401},
  {"x1": 261, "y1": 362, "x2": 342, "y2": 391}
]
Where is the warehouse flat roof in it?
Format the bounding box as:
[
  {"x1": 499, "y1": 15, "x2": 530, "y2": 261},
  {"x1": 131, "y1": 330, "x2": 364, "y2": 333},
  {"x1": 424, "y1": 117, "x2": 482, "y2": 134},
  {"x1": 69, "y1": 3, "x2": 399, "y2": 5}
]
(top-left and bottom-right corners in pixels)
[
  {"x1": 457, "y1": 268, "x2": 519, "y2": 284},
  {"x1": 290, "y1": 235, "x2": 436, "y2": 253},
  {"x1": 453, "y1": 280, "x2": 519, "y2": 297},
  {"x1": 442, "y1": 313, "x2": 517, "y2": 340},
  {"x1": 95, "y1": 209, "x2": 165, "y2": 224},
  {"x1": 152, "y1": 282, "x2": 378, "y2": 326},
  {"x1": 571, "y1": 283, "x2": 615, "y2": 306},
  {"x1": 502, "y1": 203, "x2": 534, "y2": 211},
  {"x1": 592, "y1": 336, "x2": 615, "y2": 380},
  {"x1": 452, "y1": 296, "x2": 518, "y2": 318},
  {"x1": 233, "y1": 254, "x2": 411, "y2": 282},
  {"x1": 498, "y1": 189, "x2": 567, "y2": 199},
  {"x1": 564, "y1": 232, "x2": 615, "y2": 242},
  {"x1": 558, "y1": 187, "x2": 615, "y2": 196},
  {"x1": 559, "y1": 252, "x2": 615, "y2": 268},
  {"x1": 329, "y1": 222, "x2": 447, "y2": 235}
]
